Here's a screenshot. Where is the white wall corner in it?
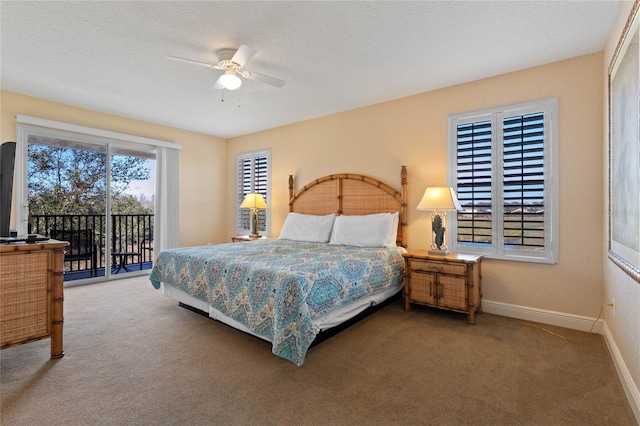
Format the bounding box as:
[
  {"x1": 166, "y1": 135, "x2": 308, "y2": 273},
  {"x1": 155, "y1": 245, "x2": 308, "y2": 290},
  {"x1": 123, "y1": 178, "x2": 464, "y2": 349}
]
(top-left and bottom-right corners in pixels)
[{"x1": 603, "y1": 322, "x2": 640, "y2": 424}]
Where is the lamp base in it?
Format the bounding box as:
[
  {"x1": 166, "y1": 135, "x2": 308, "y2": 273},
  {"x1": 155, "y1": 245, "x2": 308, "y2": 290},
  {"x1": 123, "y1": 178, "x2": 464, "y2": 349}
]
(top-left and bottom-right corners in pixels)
[
  {"x1": 249, "y1": 233, "x2": 262, "y2": 239},
  {"x1": 428, "y1": 249, "x2": 450, "y2": 256}
]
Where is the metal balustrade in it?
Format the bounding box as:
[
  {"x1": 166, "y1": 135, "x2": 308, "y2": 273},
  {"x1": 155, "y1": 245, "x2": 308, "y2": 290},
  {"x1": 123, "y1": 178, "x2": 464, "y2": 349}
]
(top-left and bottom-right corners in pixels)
[{"x1": 29, "y1": 214, "x2": 154, "y2": 280}]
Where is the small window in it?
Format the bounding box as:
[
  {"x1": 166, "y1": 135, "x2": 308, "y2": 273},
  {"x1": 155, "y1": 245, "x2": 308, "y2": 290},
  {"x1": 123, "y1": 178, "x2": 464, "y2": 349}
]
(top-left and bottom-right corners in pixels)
[
  {"x1": 236, "y1": 149, "x2": 271, "y2": 235},
  {"x1": 448, "y1": 98, "x2": 558, "y2": 263}
]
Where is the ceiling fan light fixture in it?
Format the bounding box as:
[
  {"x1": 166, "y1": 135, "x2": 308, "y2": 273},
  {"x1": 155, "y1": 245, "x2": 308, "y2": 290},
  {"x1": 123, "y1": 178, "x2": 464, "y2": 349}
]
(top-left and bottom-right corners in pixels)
[{"x1": 220, "y1": 72, "x2": 241, "y2": 90}]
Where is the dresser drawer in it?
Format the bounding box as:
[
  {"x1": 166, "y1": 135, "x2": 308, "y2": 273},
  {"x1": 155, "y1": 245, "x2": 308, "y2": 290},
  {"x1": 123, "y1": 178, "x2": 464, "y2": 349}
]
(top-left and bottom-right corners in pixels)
[{"x1": 407, "y1": 259, "x2": 467, "y2": 276}]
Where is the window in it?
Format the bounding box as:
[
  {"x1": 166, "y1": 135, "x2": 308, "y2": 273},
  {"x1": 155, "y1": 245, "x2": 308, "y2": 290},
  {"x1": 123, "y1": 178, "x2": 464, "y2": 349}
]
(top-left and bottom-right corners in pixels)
[
  {"x1": 236, "y1": 149, "x2": 271, "y2": 235},
  {"x1": 448, "y1": 98, "x2": 557, "y2": 263}
]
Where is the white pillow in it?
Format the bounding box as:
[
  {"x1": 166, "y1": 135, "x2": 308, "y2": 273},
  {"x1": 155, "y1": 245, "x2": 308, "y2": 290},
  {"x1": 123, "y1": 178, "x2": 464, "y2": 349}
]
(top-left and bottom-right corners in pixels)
[
  {"x1": 279, "y1": 213, "x2": 336, "y2": 243},
  {"x1": 329, "y1": 212, "x2": 398, "y2": 248},
  {"x1": 388, "y1": 211, "x2": 399, "y2": 247}
]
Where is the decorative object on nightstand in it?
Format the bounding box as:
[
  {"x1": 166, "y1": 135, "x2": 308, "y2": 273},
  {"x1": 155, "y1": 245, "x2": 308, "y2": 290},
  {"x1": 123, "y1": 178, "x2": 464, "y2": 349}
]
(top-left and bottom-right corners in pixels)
[
  {"x1": 240, "y1": 193, "x2": 268, "y2": 238},
  {"x1": 403, "y1": 251, "x2": 483, "y2": 325},
  {"x1": 416, "y1": 187, "x2": 462, "y2": 255}
]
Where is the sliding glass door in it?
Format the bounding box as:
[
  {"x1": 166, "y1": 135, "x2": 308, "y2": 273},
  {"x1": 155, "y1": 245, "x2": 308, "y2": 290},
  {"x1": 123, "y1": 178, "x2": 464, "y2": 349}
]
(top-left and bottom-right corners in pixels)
[
  {"x1": 109, "y1": 148, "x2": 155, "y2": 277},
  {"x1": 14, "y1": 116, "x2": 180, "y2": 286},
  {"x1": 22, "y1": 129, "x2": 155, "y2": 283}
]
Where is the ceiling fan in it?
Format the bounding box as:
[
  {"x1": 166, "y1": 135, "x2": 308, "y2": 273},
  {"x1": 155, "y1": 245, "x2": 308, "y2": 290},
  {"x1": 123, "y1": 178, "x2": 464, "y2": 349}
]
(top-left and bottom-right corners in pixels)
[{"x1": 166, "y1": 45, "x2": 285, "y2": 91}]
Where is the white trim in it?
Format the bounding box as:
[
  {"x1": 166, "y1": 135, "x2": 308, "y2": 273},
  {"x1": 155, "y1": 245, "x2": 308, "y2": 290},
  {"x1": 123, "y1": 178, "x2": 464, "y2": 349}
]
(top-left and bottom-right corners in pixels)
[
  {"x1": 15, "y1": 114, "x2": 182, "y2": 150},
  {"x1": 603, "y1": 322, "x2": 640, "y2": 424},
  {"x1": 14, "y1": 125, "x2": 29, "y2": 234},
  {"x1": 482, "y1": 299, "x2": 604, "y2": 334}
]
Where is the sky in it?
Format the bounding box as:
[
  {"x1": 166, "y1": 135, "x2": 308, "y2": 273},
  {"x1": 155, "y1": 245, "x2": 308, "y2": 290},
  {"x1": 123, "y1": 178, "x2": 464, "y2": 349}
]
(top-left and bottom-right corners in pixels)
[{"x1": 124, "y1": 159, "x2": 155, "y2": 198}]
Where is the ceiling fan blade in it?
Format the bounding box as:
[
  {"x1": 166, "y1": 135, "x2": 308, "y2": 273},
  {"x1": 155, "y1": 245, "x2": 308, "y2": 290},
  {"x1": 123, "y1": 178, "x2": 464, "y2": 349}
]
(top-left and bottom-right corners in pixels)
[
  {"x1": 213, "y1": 75, "x2": 224, "y2": 90},
  {"x1": 231, "y1": 45, "x2": 256, "y2": 68},
  {"x1": 166, "y1": 55, "x2": 214, "y2": 68},
  {"x1": 243, "y1": 70, "x2": 285, "y2": 88}
]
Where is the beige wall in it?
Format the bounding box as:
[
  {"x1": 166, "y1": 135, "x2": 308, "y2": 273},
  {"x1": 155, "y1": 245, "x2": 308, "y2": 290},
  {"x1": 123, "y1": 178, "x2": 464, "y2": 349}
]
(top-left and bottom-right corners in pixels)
[
  {"x1": 603, "y1": 0, "x2": 640, "y2": 409},
  {"x1": 228, "y1": 53, "x2": 605, "y2": 319},
  {"x1": 0, "y1": 90, "x2": 227, "y2": 247}
]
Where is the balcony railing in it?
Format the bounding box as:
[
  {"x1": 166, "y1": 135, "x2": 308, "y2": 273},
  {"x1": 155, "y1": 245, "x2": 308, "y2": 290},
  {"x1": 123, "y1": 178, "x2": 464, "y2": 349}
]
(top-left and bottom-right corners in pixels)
[{"x1": 30, "y1": 214, "x2": 154, "y2": 280}]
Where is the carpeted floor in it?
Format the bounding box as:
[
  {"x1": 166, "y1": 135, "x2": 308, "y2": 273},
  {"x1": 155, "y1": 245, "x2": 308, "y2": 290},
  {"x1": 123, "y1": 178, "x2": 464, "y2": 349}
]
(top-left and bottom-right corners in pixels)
[{"x1": 1, "y1": 275, "x2": 636, "y2": 425}]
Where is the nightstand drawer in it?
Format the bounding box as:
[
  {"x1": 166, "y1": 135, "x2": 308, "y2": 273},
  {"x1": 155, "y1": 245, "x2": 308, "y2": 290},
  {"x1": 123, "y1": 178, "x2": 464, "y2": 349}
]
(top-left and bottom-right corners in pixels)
[{"x1": 407, "y1": 259, "x2": 467, "y2": 276}]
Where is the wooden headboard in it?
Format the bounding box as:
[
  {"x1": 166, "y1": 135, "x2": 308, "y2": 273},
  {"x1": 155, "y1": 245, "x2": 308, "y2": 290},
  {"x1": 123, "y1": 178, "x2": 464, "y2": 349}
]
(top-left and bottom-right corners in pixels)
[{"x1": 288, "y1": 166, "x2": 408, "y2": 247}]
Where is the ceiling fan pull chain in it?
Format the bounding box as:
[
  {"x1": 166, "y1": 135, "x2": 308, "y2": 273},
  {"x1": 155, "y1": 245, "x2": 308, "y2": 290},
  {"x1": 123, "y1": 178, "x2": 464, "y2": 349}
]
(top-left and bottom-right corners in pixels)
[{"x1": 221, "y1": 88, "x2": 225, "y2": 103}]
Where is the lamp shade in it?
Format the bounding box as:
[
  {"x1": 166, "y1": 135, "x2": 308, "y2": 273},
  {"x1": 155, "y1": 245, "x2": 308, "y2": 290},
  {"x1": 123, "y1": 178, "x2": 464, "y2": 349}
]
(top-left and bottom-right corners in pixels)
[
  {"x1": 220, "y1": 72, "x2": 242, "y2": 90},
  {"x1": 240, "y1": 193, "x2": 267, "y2": 209},
  {"x1": 416, "y1": 187, "x2": 462, "y2": 211}
]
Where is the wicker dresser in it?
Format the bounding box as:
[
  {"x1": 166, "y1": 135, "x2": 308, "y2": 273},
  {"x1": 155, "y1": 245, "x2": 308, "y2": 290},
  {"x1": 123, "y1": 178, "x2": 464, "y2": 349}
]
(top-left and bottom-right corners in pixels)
[
  {"x1": 0, "y1": 240, "x2": 68, "y2": 358},
  {"x1": 403, "y1": 251, "x2": 483, "y2": 325}
]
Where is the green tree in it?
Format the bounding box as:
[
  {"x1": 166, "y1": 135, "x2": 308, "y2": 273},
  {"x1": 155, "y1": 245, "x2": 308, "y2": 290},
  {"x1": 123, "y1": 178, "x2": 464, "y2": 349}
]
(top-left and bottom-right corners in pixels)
[{"x1": 28, "y1": 143, "x2": 151, "y2": 215}]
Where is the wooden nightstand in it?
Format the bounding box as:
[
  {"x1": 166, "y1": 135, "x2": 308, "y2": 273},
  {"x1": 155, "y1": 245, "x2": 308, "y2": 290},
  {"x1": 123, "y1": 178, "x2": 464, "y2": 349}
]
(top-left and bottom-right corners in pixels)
[
  {"x1": 403, "y1": 251, "x2": 483, "y2": 325},
  {"x1": 231, "y1": 235, "x2": 266, "y2": 243}
]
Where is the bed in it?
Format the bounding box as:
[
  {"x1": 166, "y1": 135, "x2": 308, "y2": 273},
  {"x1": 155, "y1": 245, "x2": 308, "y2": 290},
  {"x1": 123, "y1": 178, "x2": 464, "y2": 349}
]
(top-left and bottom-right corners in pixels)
[{"x1": 149, "y1": 166, "x2": 408, "y2": 366}]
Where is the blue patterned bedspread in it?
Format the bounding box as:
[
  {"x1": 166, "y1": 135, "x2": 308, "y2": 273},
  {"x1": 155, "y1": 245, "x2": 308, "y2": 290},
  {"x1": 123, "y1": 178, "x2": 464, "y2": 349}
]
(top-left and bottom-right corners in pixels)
[{"x1": 149, "y1": 239, "x2": 405, "y2": 366}]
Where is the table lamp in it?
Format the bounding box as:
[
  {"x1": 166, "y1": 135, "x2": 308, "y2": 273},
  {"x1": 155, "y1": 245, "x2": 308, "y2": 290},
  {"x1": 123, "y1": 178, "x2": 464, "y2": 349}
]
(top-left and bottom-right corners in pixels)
[
  {"x1": 240, "y1": 193, "x2": 267, "y2": 238},
  {"x1": 417, "y1": 187, "x2": 462, "y2": 255}
]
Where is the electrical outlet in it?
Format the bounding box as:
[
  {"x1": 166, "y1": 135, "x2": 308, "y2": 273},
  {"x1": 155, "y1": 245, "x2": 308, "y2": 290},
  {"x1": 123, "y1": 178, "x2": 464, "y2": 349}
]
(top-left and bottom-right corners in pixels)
[{"x1": 611, "y1": 298, "x2": 615, "y2": 318}]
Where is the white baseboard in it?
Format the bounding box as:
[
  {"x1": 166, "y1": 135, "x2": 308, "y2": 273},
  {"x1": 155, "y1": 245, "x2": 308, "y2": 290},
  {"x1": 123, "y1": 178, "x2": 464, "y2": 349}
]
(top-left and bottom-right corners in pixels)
[
  {"x1": 482, "y1": 299, "x2": 604, "y2": 334},
  {"x1": 603, "y1": 322, "x2": 640, "y2": 425},
  {"x1": 482, "y1": 299, "x2": 639, "y2": 424}
]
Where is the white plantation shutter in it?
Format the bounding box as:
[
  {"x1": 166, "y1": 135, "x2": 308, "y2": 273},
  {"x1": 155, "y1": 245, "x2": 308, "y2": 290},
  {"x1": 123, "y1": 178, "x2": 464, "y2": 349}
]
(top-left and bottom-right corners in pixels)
[
  {"x1": 449, "y1": 98, "x2": 557, "y2": 263},
  {"x1": 236, "y1": 150, "x2": 270, "y2": 235},
  {"x1": 502, "y1": 112, "x2": 546, "y2": 252},
  {"x1": 237, "y1": 156, "x2": 252, "y2": 231},
  {"x1": 456, "y1": 119, "x2": 493, "y2": 249}
]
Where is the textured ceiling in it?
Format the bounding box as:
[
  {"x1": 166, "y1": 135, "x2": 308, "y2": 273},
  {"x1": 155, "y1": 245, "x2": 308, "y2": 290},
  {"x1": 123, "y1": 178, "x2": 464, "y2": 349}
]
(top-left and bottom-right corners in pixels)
[{"x1": 0, "y1": 1, "x2": 623, "y2": 139}]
